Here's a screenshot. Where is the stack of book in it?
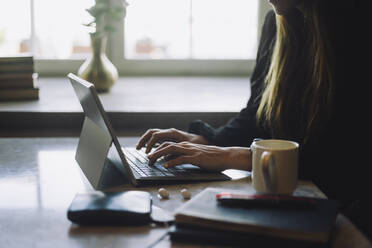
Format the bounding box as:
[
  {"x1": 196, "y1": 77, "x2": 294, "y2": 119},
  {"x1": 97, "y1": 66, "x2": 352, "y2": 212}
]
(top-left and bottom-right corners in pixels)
[
  {"x1": 171, "y1": 187, "x2": 339, "y2": 248},
  {"x1": 0, "y1": 56, "x2": 39, "y2": 101}
]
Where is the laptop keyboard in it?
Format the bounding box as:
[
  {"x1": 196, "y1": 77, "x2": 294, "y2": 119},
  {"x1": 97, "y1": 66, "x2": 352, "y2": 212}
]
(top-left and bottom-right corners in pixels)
[{"x1": 122, "y1": 148, "x2": 189, "y2": 178}]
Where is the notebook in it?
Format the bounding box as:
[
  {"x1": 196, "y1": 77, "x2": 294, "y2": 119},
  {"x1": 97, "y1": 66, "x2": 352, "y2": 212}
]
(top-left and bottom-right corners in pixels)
[{"x1": 173, "y1": 187, "x2": 339, "y2": 244}]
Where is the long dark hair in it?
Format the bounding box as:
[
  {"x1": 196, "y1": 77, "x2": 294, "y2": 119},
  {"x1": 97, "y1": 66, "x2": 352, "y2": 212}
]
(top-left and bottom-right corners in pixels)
[{"x1": 256, "y1": 1, "x2": 334, "y2": 143}]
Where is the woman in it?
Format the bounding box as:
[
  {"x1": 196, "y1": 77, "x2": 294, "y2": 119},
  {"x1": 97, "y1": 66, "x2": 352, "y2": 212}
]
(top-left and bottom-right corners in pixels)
[{"x1": 137, "y1": 0, "x2": 370, "y2": 237}]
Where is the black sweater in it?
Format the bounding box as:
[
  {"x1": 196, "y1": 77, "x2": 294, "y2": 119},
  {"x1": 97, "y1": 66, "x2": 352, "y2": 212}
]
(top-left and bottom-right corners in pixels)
[{"x1": 189, "y1": 2, "x2": 371, "y2": 235}]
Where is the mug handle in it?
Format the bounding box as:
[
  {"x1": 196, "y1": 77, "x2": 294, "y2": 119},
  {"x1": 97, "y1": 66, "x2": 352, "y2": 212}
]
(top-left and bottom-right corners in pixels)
[{"x1": 260, "y1": 151, "x2": 277, "y2": 194}]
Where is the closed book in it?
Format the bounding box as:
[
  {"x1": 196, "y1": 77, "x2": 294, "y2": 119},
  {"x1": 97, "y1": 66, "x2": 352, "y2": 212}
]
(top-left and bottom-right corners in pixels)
[
  {"x1": 0, "y1": 72, "x2": 35, "y2": 80},
  {"x1": 174, "y1": 188, "x2": 339, "y2": 244},
  {"x1": 0, "y1": 87, "x2": 39, "y2": 101},
  {"x1": 0, "y1": 73, "x2": 38, "y2": 89},
  {"x1": 0, "y1": 56, "x2": 34, "y2": 74},
  {"x1": 169, "y1": 225, "x2": 329, "y2": 248},
  {"x1": 0, "y1": 65, "x2": 34, "y2": 73},
  {"x1": 0, "y1": 55, "x2": 33, "y2": 64}
]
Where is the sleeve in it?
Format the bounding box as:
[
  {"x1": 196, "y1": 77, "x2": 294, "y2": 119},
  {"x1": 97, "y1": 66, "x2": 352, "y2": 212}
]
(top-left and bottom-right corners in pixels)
[{"x1": 188, "y1": 11, "x2": 277, "y2": 147}]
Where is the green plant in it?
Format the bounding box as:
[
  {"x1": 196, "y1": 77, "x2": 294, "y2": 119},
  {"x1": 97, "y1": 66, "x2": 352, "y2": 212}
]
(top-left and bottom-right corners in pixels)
[{"x1": 85, "y1": 0, "x2": 128, "y2": 37}]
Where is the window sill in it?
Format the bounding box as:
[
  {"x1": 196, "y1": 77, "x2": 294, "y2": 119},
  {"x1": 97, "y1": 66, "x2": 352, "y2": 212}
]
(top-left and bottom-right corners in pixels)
[{"x1": 0, "y1": 77, "x2": 251, "y2": 136}]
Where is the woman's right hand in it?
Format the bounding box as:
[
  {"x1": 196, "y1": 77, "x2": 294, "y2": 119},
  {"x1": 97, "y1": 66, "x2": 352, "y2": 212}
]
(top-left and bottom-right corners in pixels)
[{"x1": 136, "y1": 128, "x2": 209, "y2": 153}]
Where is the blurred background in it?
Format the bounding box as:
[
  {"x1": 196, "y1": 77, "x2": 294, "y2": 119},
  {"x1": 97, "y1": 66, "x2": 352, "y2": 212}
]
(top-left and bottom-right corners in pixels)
[{"x1": 0, "y1": 0, "x2": 259, "y2": 61}]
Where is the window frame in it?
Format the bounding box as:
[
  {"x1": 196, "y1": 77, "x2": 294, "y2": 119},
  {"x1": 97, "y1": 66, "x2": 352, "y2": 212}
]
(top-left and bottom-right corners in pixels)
[{"x1": 34, "y1": 0, "x2": 272, "y2": 77}]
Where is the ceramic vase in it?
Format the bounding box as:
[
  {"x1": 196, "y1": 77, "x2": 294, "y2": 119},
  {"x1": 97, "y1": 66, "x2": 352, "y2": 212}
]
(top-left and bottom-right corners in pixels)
[{"x1": 78, "y1": 33, "x2": 118, "y2": 92}]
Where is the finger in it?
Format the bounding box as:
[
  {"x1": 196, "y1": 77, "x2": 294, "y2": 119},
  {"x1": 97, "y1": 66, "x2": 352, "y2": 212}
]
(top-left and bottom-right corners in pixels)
[
  {"x1": 145, "y1": 130, "x2": 177, "y2": 153},
  {"x1": 145, "y1": 131, "x2": 164, "y2": 154},
  {"x1": 148, "y1": 144, "x2": 192, "y2": 165},
  {"x1": 136, "y1": 129, "x2": 159, "y2": 150},
  {"x1": 164, "y1": 154, "x2": 179, "y2": 162},
  {"x1": 153, "y1": 141, "x2": 173, "y2": 153},
  {"x1": 147, "y1": 142, "x2": 175, "y2": 166},
  {"x1": 153, "y1": 141, "x2": 192, "y2": 153},
  {"x1": 165, "y1": 155, "x2": 196, "y2": 168}
]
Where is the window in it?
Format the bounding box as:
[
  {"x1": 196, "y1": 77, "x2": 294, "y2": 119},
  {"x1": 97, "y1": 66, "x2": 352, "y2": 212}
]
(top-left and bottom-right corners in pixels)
[
  {"x1": 0, "y1": 0, "x2": 93, "y2": 59},
  {"x1": 0, "y1": 1, "x2": 31, "y2": 56},
  {"x1": 0, "y1": 0, "x2": 271, "y2": 76},
  {"x1": 32, "y1": 0, "x2": 93, "y2": 59},
  {"x1": 125, "y1": 0, "x2": 258, "y2": 60}
]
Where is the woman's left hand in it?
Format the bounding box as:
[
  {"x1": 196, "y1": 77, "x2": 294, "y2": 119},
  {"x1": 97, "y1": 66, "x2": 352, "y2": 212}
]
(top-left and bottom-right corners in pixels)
[{"x1": 147, "y1": 141, "x2": 252, "y2": 171}]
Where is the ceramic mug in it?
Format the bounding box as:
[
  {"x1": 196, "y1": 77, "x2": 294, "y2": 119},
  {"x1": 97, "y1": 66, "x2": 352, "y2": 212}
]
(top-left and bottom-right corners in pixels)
[{"x1": 250, "y1": 139, "x2": 299, "y2": 195}]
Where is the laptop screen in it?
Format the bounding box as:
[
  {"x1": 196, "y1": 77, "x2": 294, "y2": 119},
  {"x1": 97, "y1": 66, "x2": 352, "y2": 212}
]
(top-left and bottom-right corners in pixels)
[{"x1": 68, "y1": 73, "x2": 136, "y2": 188}]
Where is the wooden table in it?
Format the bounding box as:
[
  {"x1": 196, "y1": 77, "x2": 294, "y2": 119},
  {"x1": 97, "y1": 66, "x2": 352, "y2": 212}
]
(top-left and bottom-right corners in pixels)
[{"x1": 0, "y1": 137, "x2": 370, "y2": 248}]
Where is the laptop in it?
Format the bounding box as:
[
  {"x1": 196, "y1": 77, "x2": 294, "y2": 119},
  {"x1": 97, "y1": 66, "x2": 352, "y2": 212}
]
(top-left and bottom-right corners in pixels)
[{"x1": 68, "y1": 73, "x2": 230, "y2": 189}]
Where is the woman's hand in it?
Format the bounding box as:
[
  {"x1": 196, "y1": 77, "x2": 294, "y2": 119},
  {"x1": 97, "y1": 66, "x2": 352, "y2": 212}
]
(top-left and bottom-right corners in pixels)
[
  {"x1": 136, "y1": 128, "x2": 209, "y2": 154},
  {"x1": 147, "y1": 141, "x2": 252, "y2": 172}
]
